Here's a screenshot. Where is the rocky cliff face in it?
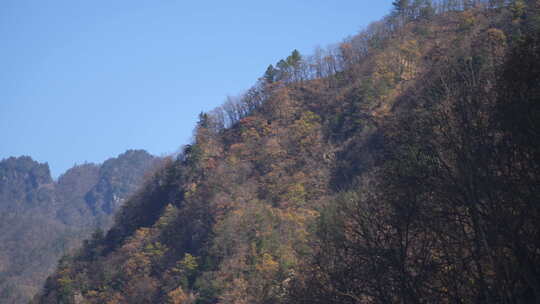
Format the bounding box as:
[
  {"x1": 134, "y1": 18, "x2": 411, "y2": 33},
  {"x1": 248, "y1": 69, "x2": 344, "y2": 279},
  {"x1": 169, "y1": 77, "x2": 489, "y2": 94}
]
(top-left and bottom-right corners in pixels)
[
  {"x1": 0, "y1": 150, "x2": 159, "y2": 304},
  {"x1": 86, "y1": 150, "x2": 157, "y2": 216}
]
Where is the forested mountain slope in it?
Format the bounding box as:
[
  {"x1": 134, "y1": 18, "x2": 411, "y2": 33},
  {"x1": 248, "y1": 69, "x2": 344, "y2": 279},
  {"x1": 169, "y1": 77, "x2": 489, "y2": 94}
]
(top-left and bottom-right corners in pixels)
[
  {"x1": 35, "y1": 1, "x2": 540, "y2": 303},
  {"x1": 0, "y1": 150, "x2": 158, "y2": 303}
]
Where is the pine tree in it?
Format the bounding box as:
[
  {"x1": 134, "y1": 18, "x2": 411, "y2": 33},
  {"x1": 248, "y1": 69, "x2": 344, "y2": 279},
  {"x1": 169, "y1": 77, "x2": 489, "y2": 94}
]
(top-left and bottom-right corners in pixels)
[
  {"x1": 263, "y1": 64, "x2": 277, "y2": 83},
  {"x1": 392, "y1": 0, "x2": 411, "y2": 17}
]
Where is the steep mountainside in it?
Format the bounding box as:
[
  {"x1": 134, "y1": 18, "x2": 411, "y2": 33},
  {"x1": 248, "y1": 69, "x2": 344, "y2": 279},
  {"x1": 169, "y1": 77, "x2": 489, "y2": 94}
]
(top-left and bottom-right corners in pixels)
[
  {"x1": 0, "y1": 150, "x2": 159, "y2": 303},
  {"x1": 35, "y1": 1, "x2": 540, "y2": 303}
]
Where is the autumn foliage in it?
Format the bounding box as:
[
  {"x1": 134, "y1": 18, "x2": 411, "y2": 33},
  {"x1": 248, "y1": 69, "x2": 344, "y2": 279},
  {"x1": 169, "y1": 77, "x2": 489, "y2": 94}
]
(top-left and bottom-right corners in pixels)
[{"x1": 34, "y1": 1, "x2": 540, "y2": 303}]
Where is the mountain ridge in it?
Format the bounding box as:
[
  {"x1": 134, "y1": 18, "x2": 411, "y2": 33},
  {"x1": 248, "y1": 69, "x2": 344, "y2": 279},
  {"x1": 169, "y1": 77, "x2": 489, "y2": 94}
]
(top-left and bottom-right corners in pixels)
[
  {"x1": 0, "y1": 150, "x2": 160, "y2": 304},
  {"x1": 34, "y1": 1, "x2": 540, "y2": 303}
]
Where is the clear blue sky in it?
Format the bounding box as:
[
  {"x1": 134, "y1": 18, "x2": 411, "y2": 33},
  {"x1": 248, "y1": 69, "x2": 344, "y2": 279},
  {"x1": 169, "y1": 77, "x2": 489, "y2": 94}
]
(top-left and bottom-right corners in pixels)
[{"x1": 1, "y1": 0, "x2": 393, "y2": 178}]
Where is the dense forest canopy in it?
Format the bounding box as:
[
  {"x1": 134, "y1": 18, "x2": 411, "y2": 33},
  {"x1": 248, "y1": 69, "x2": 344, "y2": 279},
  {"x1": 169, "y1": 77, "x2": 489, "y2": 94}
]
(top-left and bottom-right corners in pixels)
[{"x1": 33, "y1": 0, "x2": 540, "y2": 303}]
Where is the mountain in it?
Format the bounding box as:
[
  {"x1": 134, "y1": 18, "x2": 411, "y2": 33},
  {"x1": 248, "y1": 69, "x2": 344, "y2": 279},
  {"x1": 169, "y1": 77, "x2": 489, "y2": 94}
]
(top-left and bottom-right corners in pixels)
[
  {"x1": 34, "y1": 1, "x2": 540, "y2": 303},
  {"x1": 0, "y1": 150, "x2": 159, "y2": 304}
]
